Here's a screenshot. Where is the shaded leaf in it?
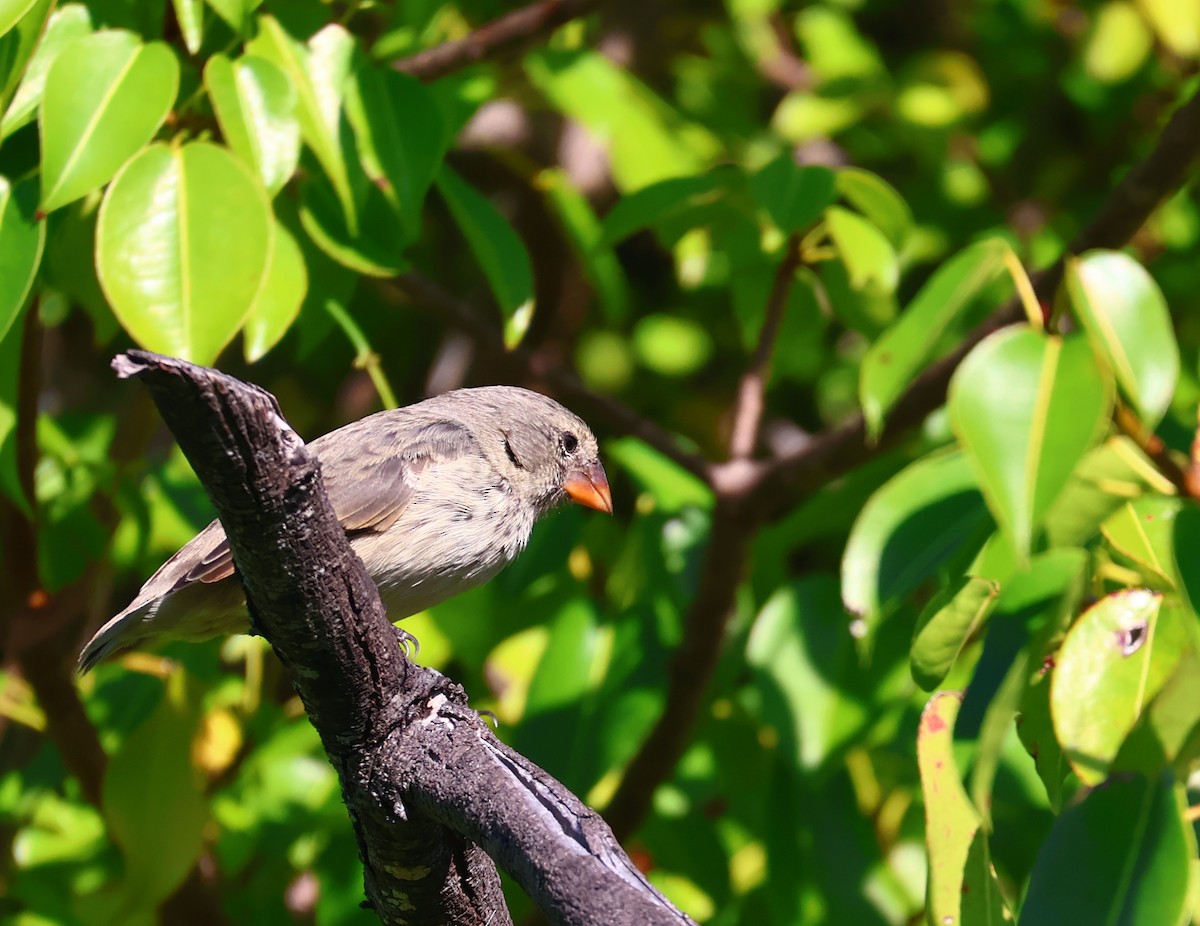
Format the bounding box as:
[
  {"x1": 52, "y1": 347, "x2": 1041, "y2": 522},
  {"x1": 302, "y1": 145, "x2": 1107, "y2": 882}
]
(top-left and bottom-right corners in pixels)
[
  {"x1": 599, "y1": 171, "x2": 732, "y2": 246},
  {"x1": 39, "y1": 31, "x2": 179, "y2": 213},
  {"x1": 0, "y1": 314, "x2": 28, "y2": 512},
  {"x1": 0, "y1": 176, "x2": 44, "y2": 345},
  {"x1": 835, "y1": 167, "x2": 912, "y2": 247},
  {"x1": 1067, "y1": 250, "x2": 1178, "y2": 429},
  {"x1": 1101, "y1": 495, "x2": 1181, "y2": 589},
  {"x1": 436, "y1": 164, "x2": 535, "y2": 349},
  {"x1": 750, "y1": 155, "x2": 836, "y2": 232},
  {"x1": 910, "y1": 575, "x2": 999, "y2": 691},
  {"x1": 842, "y1": 449, "x2": 992, "y2": 627},
  {"x1": 1021, "y1": 773, "x2": 1190, "y2": 926},
  {"x1": 948, "y1": 326, "x2": 1113, "y2": 558},
  {"x1": 96, "y1": 142, "x2": 273, "y2": 364},
  {"x1": 298, "y1": 173, "x2": 406, "y2": 278}
]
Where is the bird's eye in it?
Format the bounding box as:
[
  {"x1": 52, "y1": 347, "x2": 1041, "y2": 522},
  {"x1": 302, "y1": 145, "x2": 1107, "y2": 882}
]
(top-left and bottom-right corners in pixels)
[{"x1": 561, "y1": 432, "x2": 579, "y2": 455}]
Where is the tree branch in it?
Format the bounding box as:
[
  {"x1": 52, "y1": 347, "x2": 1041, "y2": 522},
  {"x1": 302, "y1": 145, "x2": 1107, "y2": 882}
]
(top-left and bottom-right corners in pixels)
[
  {"x1": 114, "y1": 350, "x2": 695, "y2": 926},
  {"x1": 393, "y1": 0, "x2": 601, "y2": 81}
]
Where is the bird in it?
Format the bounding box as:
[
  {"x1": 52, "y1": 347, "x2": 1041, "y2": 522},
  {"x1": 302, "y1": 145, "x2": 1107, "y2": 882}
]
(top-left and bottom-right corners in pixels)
[{"x1": 79, "y1": 385, "x2": 612, "y2": 672}]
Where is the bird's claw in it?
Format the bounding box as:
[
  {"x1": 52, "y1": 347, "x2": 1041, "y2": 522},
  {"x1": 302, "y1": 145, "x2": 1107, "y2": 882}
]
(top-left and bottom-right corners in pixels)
[{"x1": 391, "y1": 623, "x2": 420, "y2": 657}]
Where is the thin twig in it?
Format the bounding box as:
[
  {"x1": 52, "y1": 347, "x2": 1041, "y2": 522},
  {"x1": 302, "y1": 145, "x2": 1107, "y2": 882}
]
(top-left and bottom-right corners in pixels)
[
  {"x1": 728, "y1": 234, "x2": 801, "y2": 459},
  {"x1": 393, "y1": 0, "x2": 601, "y2": 81}
]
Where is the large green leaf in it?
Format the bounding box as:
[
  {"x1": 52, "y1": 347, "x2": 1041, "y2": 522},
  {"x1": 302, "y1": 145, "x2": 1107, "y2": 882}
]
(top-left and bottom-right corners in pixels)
[
  {"x1": 948, "y1": 326, "x2": 1113, "y2": 558},
  {"x1": 96, "y1": 141, "x2": 273, "y2": 364},
  {"x1": 1100, "y1": 495, "x2": 1181, "y2": 589},
  {"x1": 204, "y1": 53, "x2": 299, "y2": 197},
  {"x1": 242, "y1": 219, "x2": 305, "y2": 362},
  {"x1": 0, "y1": 176, "x2": 44, "y2": 345},
  {"x1": 298, "y1": 173, "x2": 406, "y2": 278},
  {"x1": 835, "y1": 168, "x2": 912, "y2": 248},
  {"x1": 825, "y1": 205, "x2": 898, "y2": 293},
  {"x1": 1021, "y1": 774, "x2": 1190, "y2": 926},
  {"x1": 861, "y1": 238, "x2": 1012, "y2": 439},
  {"x1": 102, "y1": 674, "x2": 206, "y2": 915},
  {"x1": 917, "y1": 692, "x2": 1010, "y2": 926},
  {"x1": 0, "y1": 0, "x2": 52, "y2": 116},
  {"x1": 344, "y1": 63, "x2": 446, "y2": 239},
  {"x1": 1066, "y1": 250, "x2": 1178, "y2": 430},
  {"x1": 247, "y1": 17, "x2": 356, "y2": 230},
  {"x1": 1, "y1": 2, "x2": 92, "y2": 139},
  {"x1": 749, "y1": 155, "x2": 836, "y2": 233},
  {"x1": 910, "y1": 576, "x2": 999, "y2": 691},
  {"x1": 842, "y1": 449, "x2": 992, "y2": 626},
  {"x1": 170, "y1": 0, "x2": 203, "y2": 54},
  {"x1": 39, "y1": 31, "x2": 179, "y2": 213},
  {"x1": 436, "y1": 164, "x2": 535, "y2": 349},
  {"x1": 1050, "y1": 589, "x2": 1191, "y2": 785}
]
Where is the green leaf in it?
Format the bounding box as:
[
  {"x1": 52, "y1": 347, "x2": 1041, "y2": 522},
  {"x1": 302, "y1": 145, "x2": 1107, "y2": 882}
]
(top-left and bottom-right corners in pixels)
[
  {"x1": 750, "y1": 155, "x2": 836, "y2": 232},
  {"x1": 1021, "y1": 773, "x2": 1190, "y2": 926},
  {"x1": 203, "y1": 53, "x2": 300, "y2": 197},
  {"x1": 525, "y1": 48, "x2": 719, "y2": 192},
  {"x1": 0, "y1": 176, "x2": 45, "y2": 345},
  {"x1": 170, "y1": 0, "x2": 203, "y2": 55},
  {"x1": 0, "y1": 0, "x2": 38, "y2": 37},
  {"x1": 861, "y1": 238, "x2": 1012, "y2": 438},
  {"x1": 0, "y1": 0, "x2": 52, "y2": 116},
  {"x1": 1018, "y1": 659, "x2": 1070, "y2": 812},
  {"x1": 298, "y1": 173, "x2": 407, "y2": 278},
  {"x1": 205, "y1": 0, "x2": 251, "y2": 33},
  {"x1": 243, "y1": 219, "x2": 306, "y2": 362},
  {"x1": 1050, "y1": 590, "x2": 1191, "y2": 785},
  {"x1": 96, "y1": 141, "x2": 273, "y2": 364},
  {"x1": 102, "y1": 673, "x2": 206, "y2": 913},
  {"x1": 1, "y1": 2, "x2": 92, "y2": 139},
  {"x1": 1066, "y1": 250, "x2": 1178, "y2": 430},
  {"x1": 835, "y1": 168, "x2": 912, "y2": 248},
  {"x1": 948, "y1": 326, "x2": 1113, "y2": 558},
  {"x1": 247, "y1": 17, "x2": 356, "y2": 230},
  {"x1": 748, "y1": 577, "x2": 871, "y2": 772},
  {"x1": 910, "y1": 576, "x2": 999, "y2": 691},
  {"x1": 436, "y1": 165, "x2": 535, "y2": 349},
  {"x1": 842, "y1": 449, "x2": 992, "y2": 626},
  {"x1": 825, "y1": 205, "x2": 898, "y2": 293},
  {"x1": 1114, "y1": 645, "x2": 1200, "y2": 776},
  {"x1": 1101, "y1": 495, "x2": 1181, "y2": 589},
  {"x1": 917, "y1": 692, "x2": 1010, "y2": 926},
  {"x1": 1171, "y1": 503, "x2": 1200, "y2": 619},
  {"x1": 344, "y1": 62, "x2": 446, "y2": 238},
  {"x1": 604, "y1": 436, "x2": 713, "y2": 513},
  {"x1": 599, "y1": 171, "x2": 731, "y2": 246},
  {"x1": 39, "y1": 31, "x2": 179, "y2": 213},
  {"x1": 0, "y1": 314, "x2": 28, "y2": 513},
  {"x1": 539, "y1": 168, "x2": 631, "y2": 323}
]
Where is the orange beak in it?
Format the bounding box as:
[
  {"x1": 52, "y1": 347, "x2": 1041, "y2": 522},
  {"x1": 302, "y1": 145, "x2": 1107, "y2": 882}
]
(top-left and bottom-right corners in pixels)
[{"x1": 563, "y1": 460, "x2": 613, "y2": 514}]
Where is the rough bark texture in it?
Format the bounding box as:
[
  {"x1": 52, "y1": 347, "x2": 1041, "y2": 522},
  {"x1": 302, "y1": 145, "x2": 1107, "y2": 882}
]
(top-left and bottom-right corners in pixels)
[{"x1": 114, "y1": 350, "x2": 694, "y2": 926}]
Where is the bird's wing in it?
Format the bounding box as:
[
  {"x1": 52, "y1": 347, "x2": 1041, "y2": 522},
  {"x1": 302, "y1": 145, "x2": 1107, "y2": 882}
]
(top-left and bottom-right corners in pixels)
[{"x1": 157, "y1": 417, "x2": 478, "y2": 592}]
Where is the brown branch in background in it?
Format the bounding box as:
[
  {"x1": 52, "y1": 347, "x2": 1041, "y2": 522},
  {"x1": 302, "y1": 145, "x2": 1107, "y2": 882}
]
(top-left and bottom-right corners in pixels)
[
  {"x1": 1114, "y1": 404, "x2": 1199, "y2": 500},
  {"x1": 384, "y1": 273, "x2": 715, "y2": 484},
  {"x1": 728, "y1": 234, "x2": 801, "y2": 459},
  {"x1": 393, "y1": 0, "x2": 601, "y2": 81}
]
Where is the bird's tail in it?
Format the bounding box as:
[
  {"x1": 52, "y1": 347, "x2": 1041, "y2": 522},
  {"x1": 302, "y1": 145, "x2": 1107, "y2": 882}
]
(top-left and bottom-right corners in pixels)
[{"x1": 77, "y1": 607, "x2": 144, "y2": 674}]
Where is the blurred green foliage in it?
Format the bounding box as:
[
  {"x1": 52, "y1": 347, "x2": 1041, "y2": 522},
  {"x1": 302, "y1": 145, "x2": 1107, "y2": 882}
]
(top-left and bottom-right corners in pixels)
[{"x1": 1, "y1": 0, "x2": 1200, "y2": 923}]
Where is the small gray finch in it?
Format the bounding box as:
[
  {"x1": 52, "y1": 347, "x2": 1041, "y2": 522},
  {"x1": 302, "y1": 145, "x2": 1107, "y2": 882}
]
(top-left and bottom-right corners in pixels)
[{"x1": 79, "y1": 385, "x2": 612, "y2": 672}]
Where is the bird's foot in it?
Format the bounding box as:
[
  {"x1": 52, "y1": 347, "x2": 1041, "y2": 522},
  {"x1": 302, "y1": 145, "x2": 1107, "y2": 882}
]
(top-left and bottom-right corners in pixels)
[{"x1": 391, "y1": 623, "x2": 420, "y2": 658}]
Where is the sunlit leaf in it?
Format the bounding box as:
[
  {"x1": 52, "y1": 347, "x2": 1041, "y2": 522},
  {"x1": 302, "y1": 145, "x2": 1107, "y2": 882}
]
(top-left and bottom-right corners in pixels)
[
  {"x1": 1100, "y1": 495, "x2": 1181, "y2": 588},
  {"x1": 835, "y1": 167, "x2": 911, "y2": 247},
  {"x1": 243, "y1": 219, "x2": 306, "y2": 362},
  {"x1": 1050, "y1": 589, "x2": 1191, "y2": 785},
  {"x1": 204, "y1": 53, "x2": 300, "y2": 197},
  {"x1": 171, "y1": 0, "x2": 203, "y2": 55},
  {"x1": 949, "y1": 326, "x2": 1113, "y2": 558},
  {"x1": 0, "y1": 0, "x2": 39, "y2": 37},
  {"x1": 436, "y1": 164, "x2": 534, "y2": 349},
  {"x1": 861, "y1": 238, "x2": 1012, "y2": 438},
  {"x1": 917, "y1": 692, "x2": 1010, "y2": 926},
  {"x1": 248, "y1": 17, "x2": 356, "y2": 229},
  {"x1": 0, "y1": 0, "x2": 52, "y2": 117},
  {"x1": 826, "y1": 205, "x2": 898, "y2": 293},
  {"x1": 96, "y1": 142, "x2": 273, "y2": 364},
  {"x1": 842, "y1": 449, "x2": 992, "y2": 626},
  {"x1": 1066, "y1": 250, "x2": 1178, "y2": 430},
  {"x1": 39, "y1": 31, "x2": 179, "y2": 213},
  {"x1": 1022, "y1": 773, "x2": 1190, "y2": 926},
  {"x1": 1, "y1": 2, "x2": 92, "y2": 139}
]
